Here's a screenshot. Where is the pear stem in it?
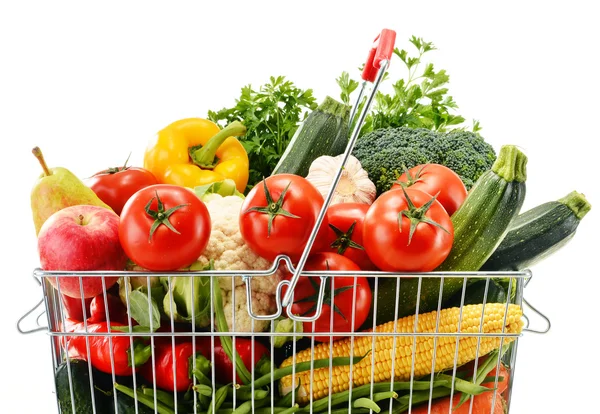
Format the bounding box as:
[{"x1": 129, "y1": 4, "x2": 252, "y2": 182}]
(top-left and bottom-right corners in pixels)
[{"x1": 32, "y1": 147, "x2": 52, "y2": 176}]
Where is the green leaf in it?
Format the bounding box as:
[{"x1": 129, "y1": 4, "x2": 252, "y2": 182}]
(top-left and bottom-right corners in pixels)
[
  {"x1": 162, "y1": 274, "x2": 211, "y2": 327},
  {"x1": 128, "y1": 289, "x2": 161, "y2": 330},
  {"x1": 194, "y1": 179, "x2": 245, "y2": 202},
  {"x1": 336, "y1": 71, "x2": 360, "y2": 105}
]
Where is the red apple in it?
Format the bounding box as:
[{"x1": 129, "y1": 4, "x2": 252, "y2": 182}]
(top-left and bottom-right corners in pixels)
[{"x1": 38, "y1": 205, "x2": 128, "y2": 298}]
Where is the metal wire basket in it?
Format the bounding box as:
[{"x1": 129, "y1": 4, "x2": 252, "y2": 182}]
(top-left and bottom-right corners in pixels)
[
  {"x1": 17, "y1": 266, "x2": 549, "y2": 414},
  {"x1": 17, "y1": 29, "x2": 550, "y2": 413}
]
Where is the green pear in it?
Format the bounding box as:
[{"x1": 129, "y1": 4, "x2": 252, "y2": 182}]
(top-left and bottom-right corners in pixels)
[{"x1": 31, "y1": 147, "x2": 113, "y2": 235}]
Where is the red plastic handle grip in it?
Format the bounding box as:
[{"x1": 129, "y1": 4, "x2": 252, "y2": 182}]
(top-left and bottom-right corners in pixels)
[
  {"x1": 361, "y1": 29, "x2": 397, "y2": 82},
  {"x1": 374, "y1": 29, "x2": 396, "y2": 69},
  {"x1": 361, "y1": 47, "x2": 378, "y2": 83}
]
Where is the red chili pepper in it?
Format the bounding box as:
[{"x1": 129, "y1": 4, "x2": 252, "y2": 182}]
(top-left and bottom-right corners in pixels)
[
  {"x1": 140, "y1": 339, "x2": 210, "y2": 392},
  {"x1": 64, "y1": 319, "x2": 151, "y2": 376},
  {"x1": 140, "y1": 337, "x2": 269, "y2": 391},
  {"x1": 197, "y1": 337, "x2": 269, "y2": 384},
  {"x1": 88, "y1": 293, "x2": 129, "y2": 324}
]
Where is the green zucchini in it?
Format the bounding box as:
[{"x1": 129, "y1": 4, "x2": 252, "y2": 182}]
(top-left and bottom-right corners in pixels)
[
  {"x1": 437, "y1": 145, "x2": 527, "y2": 271},
  {"x1": 481, "y1": 190, "x2": 591, "y2": 271},
  {"x1": 55, "y1": 359, "x2": 103, "y2": 413},
  {"x1": 271, "y1": 96, "x2": 350, "y2": 177},
  {"x1": 364, "y1": 145, "x2": 527, "y2": 326},
  {"x1": 445, "y1": 279, "x2": 507, "y2": 308}
]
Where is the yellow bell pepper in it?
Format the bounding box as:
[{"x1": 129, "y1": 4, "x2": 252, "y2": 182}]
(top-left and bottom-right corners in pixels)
[{"x1": 144, "y1": 119, "x2": 249, "y2": 192}]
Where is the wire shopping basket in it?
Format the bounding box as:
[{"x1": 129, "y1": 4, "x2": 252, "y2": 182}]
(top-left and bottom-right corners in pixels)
[{"x1": 17, "y1": 29, "x2": 551, "y2": 414}]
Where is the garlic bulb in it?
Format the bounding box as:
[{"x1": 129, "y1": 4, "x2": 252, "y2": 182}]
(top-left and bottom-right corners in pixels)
[{"x1": 305, "y1": 154, "x2": 376, "y2": 205}]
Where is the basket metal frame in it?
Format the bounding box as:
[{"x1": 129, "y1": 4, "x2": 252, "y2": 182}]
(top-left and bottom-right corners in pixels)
[{"x1": 16, "y1": 268, "x2": 550, "y2": 414}]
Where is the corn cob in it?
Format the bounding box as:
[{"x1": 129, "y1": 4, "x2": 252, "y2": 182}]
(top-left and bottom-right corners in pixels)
[{"x1": 279, "y1": 303, "x2": 523, "y2": 405}]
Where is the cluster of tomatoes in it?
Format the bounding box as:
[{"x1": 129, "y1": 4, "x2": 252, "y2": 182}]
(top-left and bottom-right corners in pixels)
[
  {"x1": 86, "y1": 164, "x2": 212, "y2": 272},
  {"x1": 239, "y1": 164, "x2": 467, "y2": 341}
]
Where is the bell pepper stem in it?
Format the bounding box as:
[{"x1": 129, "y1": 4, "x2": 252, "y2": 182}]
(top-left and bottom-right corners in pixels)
[
  {"x1": 127, "y1": 340, "x2": 153, "y2": 367},
  {"x1": 189, "y1": 121, "x2": 246, "y2": 169}
]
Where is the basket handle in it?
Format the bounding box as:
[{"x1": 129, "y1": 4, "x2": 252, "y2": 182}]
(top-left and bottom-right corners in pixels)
[
  {"x1": 16, "y1": 298, "x2": 48, "y2": 334},
  {"x1": 16, "y1": 272, "x2": 48, "y2": 334},
  {"x1": 522, "y1": 297, "x2": 551, "y2": 334},
  {"x1": 279, "y1": 29, "x2": 396, "y2": 313}
]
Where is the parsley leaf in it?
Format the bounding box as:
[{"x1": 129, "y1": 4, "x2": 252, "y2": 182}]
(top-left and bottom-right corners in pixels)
[
  {"x1": 338, "y1": 35, "x2": 479, "y2": 135},
  {"x1": 208, "y1": 76, "x2": 317, "y2": 192}
]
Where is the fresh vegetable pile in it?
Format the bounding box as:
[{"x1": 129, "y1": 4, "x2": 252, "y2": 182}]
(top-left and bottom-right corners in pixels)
[{"x1": 28, "y1": 35, "x2": 593, "y2": 414}]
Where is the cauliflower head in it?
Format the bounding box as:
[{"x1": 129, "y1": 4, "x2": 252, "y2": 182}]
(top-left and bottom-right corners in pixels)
[{"x1": 196, "y1": 195, "x2": 281, "y2": 332}]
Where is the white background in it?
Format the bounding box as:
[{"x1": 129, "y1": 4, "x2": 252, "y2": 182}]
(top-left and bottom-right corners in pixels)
[{"x1": 1, "y1": 1, "x2": 599, "y2": 412}]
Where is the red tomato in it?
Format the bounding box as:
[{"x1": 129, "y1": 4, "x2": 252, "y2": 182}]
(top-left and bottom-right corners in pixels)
[
  {"x1": 119, "y1": 184, "x2": 211, "y2": 271},
  {"x1": 240, "y1": 174, "x2": 328, "y2": 263},
  {"x1": 284, "y1": 252, "x2": 372, "y2": 342},
  {"x1": 392, "y1": 164, "x2": 467, "y2": 216},
  {"x1": 363, "y1": 188, "x2": 454, "y2": 272},
  {"x1": 317, "y1": 203, "x2": 377, "y2": 270},
  {"x1": 86, "y1": 162, "x2": 158, "y2": 215}
]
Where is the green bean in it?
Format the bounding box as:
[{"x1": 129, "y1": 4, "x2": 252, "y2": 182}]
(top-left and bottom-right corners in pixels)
[
  {"x1": 114, "y1": 383, "x2": 176, "y2": 414},
  {"x1": 226, "y1": 385, "x2": 270, "y2": 401},
  {"x1": 140, "y1": 386, "x2": 176, "y2": 408},
  {"x1": 372, "y1": 391, "x2": 398, "y2": 402},
  {"x1": 199, "y1": 393, "x2": 211, "y2": 410},
  {"x1": 255, "y1": 355, "x2": 273, "y2": 377},
  {"x1": 354, "y1": 398, "x2": 382, "y2": 413},
  {"x1": 193, "y1": 367, "x2": 214, "y2": 386},
  {"x1": 194, "y1": 384, "x2": 214, "y2": 397},
  {"x1": 231, "y1": 395, "x2": 269, "y2": 414},
  {"x1": 457, "y1": 347, "x2": 506, "y2": 407},
  {"x1": 329, "y1": 409, "x2": 371, "y2": 414},
  {"x1": 207, "y1": 384, "x2": 230, "y2": 414},
  {"x1": 393, "y1": 386, "x2": 452, "y2": 412},
  {"x1": 277, "y1": 404, "x2": 300, "y2": 414},
  {"x1": 243, "y1": 353, "x2": 369, "y2": 390},
  {"x1": 212, "y1": 281, "x2": 252, "y2": 385},
  {"x1": 481, "y1": 375, "x2": 505, "y2": 384},
  {"x1": 301, "y1": 381, "x2": 429, "y2": 413},
  {"x1": 243, "y1": 408, "x2": 299, "y2": 414},
  {"x1": 436, "y1": 374, "x2": 490, "y2": 395}
]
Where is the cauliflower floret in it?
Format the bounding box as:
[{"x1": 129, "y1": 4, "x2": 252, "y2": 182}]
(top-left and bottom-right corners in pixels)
[
  {"x1": 196, "y1": 195, "x2": 281, "y2": 332},
  {"x1": 221, "y1": 286, "x2": 276, "y2": 333}
]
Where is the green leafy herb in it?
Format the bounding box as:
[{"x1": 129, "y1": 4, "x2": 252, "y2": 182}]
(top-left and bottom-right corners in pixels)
[
  {"x1": 208, "y1": 76, "x2": 317, "y2": 192},
  {"x1": 338, "y1": 35, "x2": 480, "y2": 135},
  {"x1": 336, "y1": 71, "x2": 359, "y2": 106}
]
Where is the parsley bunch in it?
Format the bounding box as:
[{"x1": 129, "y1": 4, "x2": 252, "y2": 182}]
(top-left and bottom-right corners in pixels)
[
  {"x1": 208, "y1": 76, "x2": 317, "y2": 192},
  {"x1": 338, "y1": 36, "x2": 480, "y2": 135}
]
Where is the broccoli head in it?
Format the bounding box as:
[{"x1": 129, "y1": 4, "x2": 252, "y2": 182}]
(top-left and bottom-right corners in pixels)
[{"x1": 353, "y1": 127, "x2": 496, "y2": 194}]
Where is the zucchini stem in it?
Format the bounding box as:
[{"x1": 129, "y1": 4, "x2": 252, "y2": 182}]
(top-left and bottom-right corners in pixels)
[
  {"x1": 491, "y1": 145, "x2": 528, "y2": 182},
  {"x1": 559, "y1": 190, "x2": 592, "y2": 220},
  {"x1": 318, "y1": 96, "x2": 351, "y2": 119}
]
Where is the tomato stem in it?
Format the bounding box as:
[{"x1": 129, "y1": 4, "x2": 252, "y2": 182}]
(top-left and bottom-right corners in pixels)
[
  {"x1": 244, "y1": 179, "x2": 300, "y2": 237},
  {"x1": 144, "y1": 191, "x2": 189, "y2": 241},
  {"x1": 293, "y1": 262, "x2": 354, "y2": 321},
  {"x1": 397, "y1": 186, "x2": 450, "y2": 245},
  {"x1": 394, "y1": 164, "x2": 427, "y2": 188},
  {"x1": 329, "y1": 221, "x2": 365, "y2": 254}
]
